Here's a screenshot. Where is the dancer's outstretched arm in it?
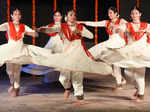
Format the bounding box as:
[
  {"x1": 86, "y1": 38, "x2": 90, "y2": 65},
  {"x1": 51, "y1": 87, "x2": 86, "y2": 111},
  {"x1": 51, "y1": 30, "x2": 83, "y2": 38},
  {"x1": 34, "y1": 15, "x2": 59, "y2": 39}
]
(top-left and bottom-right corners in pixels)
[
  {"x1": 81, "y1": 26, "x2": 93, "y2": 39},
  {"x1": 0, "y1": 22, "x2": 8, "y2": 31},
  {"x1": 24, "y1": 25, "x2": 38, "y2": 37},
  {"x1": 37, "y1": 25, "x2": 61, "y2": 34},
  {"x1": 78, "y1": 20, "x2": 106, "y2": 27},
  {"x1": 24, "y1": 32, "x2": 38, "y2": 37}
]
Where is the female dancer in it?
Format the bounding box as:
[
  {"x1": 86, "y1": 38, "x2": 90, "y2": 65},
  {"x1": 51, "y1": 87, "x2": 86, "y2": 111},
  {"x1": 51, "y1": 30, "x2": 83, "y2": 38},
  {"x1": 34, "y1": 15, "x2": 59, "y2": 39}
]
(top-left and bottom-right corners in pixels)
[
  {"x1": 36, "y1": 11, "x2": 112, "y2": 75},
  {"x1": 1, "y1": 9, "x2": 38, "y2": 97},
  {"x1": 0, "y1": 9, "x2": 63, "y2": 96},
  {"x1": 45, "y1": 10, "x2": 63, "y2": 53},
  {"x1": 37, "y1": 9, "x2": 112, "y2": 105},
  {"x1": 79, "y1": 7, "x2": 127, "y2": 91},
  {"x1": 22, "y1": 10, "x2": 63, "y2": 83},
  {"x1": 104, "y1": 7, "x2": 150, "y2": 102},
  {"x1": 0, "y1": 8, "x2": 112, "y2": 97}
]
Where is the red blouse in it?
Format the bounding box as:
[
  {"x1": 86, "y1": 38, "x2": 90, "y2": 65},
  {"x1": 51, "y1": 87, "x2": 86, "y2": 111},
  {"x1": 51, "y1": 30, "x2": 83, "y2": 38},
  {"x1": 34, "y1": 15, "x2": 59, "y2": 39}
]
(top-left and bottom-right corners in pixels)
[
  {"x1": 6, "y1": 22, "x2": 25, "y2": 41},
  {"x1": 61, "y1": 23, "x2": 94, "y2": 58}
]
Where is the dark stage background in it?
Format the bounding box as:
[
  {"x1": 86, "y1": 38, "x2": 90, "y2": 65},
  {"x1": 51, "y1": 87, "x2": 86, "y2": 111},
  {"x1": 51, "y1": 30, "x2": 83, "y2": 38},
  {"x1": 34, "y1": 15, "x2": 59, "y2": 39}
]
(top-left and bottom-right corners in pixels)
[{"x1": 0, "y1": 0, "x2": 150, "y2": 79}]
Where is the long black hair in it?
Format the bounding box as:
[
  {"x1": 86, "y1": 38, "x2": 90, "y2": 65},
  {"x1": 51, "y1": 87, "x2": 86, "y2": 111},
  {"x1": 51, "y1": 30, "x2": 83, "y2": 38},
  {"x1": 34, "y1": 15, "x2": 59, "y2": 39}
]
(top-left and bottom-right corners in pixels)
[
  {"x1": 130, "y1": 6, "x2": 142, "y2": 13},
  {"x1": 48, "y1": 9, "x2": 63, "y2": 22},
  {"x1": 10, "y1": 8, "x2": 22, "y2": 22},
  {"x1": 64, "y1": 9, "x2": 77, "y2": 22},
  {"x1": 108, "y1": 7, "x2": 119, "y2": 16},
  {"x1": 10, "y1": 7, "x2": 22, "y2": 16},
  {"x1": 52, "y1": 10, "x2": 62, "y2": 16}
]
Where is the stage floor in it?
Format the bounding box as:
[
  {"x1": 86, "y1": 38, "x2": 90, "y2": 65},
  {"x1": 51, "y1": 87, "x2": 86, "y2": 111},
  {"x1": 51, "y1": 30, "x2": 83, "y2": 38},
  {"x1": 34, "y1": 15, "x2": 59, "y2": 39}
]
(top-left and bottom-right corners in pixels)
[{"x1": 0, "y1": 73, "x2": 150, "y2": 112}]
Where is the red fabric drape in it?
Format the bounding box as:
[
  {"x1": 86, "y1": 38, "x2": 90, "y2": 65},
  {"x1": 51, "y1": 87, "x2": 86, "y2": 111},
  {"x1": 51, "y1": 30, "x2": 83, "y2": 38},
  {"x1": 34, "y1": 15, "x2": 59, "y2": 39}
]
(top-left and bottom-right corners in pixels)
[
  {"x1": 61, "y1": 23, "x2": 94, "y2": 58},
  {"x1": 106, "y1": 18, "x2": 121, "y2": 35},
  {"x1": 6, "y1": 22, "x2": 25, "y2": 41},
  {"x1": 126, "y1": 22, "x2": 147, "y2": 41}
]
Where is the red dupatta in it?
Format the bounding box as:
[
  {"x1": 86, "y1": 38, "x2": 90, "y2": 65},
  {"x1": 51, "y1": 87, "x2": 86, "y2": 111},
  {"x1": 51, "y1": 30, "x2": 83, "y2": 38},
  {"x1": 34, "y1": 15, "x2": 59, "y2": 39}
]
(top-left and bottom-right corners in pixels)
[
  {"x1": 6, "y1": 22, "x2": 25, "y2": 41},
  {"x1": 106, "y1": 18, "x2": 121, "y2": 35},
  {"x1": 106, "y1": 18, "x2": 128, "y2": 44},
  {"x1": 126, "y1": 22, "x2": 147, "y2": 41},
  {"x1": 61, "y1": 23, "x2": 94, "y2": 58}
]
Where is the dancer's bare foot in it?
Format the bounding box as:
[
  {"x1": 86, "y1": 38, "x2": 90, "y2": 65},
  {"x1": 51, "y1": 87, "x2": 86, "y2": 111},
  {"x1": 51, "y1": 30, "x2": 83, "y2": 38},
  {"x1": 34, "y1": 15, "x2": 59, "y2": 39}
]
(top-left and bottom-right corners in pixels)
[
  {"x1": 131, "y1": 94, "x2": 144, "y2": 102},
  {"x1": 72, "y1": 100, "x2": 84, "y2": 106},
  {"x1": 114, "y1": 84, "x2": 123, "y2": 92},
  {"x1": 8, "y1": 85, "x2": 14, "y2": 93},
  {"x1": 64, "y1": 90, "x2": 70, "y2": 99},
  {"x1": 131, "y1": 97, "x2": 143, "y2": 102},
  {"x1": 11, "y1": 88, "x2": 19, "y2": 97},
  {"x1": 121, "y1": 77, "x2": 126, "y2": 85},
  {"x1": 114, "y1": 87, "x2": 122, "y2": 92}
]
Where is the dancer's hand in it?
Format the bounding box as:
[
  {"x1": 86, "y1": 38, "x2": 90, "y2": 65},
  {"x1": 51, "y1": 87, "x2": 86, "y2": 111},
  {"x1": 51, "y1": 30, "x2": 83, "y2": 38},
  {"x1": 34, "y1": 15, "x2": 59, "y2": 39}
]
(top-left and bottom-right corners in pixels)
[
  {"x1": 77, "y1": 21, "x2": 85, "y2": 24},
  {"x1": 36, "y1": 27, "x2": 46, "y2": 32},
  {"x1": 72, "y1": 29, "x2": 81, "y2": 36},
  {"x1": 139, "y1": 29, "x2": 146, "y2": 33},
  {"x1": 115, "y1": 28, "x2": 121, "y2": 33},
  {"x1": 115, "y1": 28, "x2": 124, "y2": 38}
]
